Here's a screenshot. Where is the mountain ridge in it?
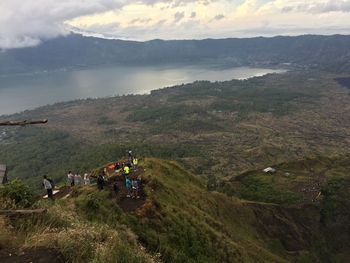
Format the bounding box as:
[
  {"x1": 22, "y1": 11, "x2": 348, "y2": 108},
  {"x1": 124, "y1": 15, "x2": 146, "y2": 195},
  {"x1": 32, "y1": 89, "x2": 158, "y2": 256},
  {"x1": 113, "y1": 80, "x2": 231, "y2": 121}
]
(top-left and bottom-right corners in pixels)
[{"x1": 1, "y1": 34, "x2": 350, "y2": 75}]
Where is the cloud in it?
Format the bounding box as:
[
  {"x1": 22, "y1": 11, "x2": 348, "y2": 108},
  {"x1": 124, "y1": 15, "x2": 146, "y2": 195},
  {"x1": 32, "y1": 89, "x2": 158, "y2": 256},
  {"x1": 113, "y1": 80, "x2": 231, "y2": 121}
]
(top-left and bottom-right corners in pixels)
[
  {"x1": 283, "y1": 0, "x2": 350, "y2": 13},
  {"x1": 69, "y1": 0, "x2": 350, "y2": 41},
  {"x1": 1, "y1": 0, "x2": 350, "y2": 49},
  {"x1": 213, "y1": 14, "x2": 225, "y2": 21},
  {"x1": 111, "y1": 18, "x2": 204, "y2": 40},
  {"x1": 236, "y1": 0, "x2": 258, "y2": 16},
  {"x1": 0, "y1": 0, "x2": 127, "y2": 49},
  {"x1": 261, "y1": 0, "x2": 350, "y2": 14},
  {"x1": 174, "y1": 11, "x2": 185, "y2": 23},
  {"x1": 155, "y1": 19, "x2": 168, "y2": 27},
  {"x1": 0, "y1": 0, "x2": 207, "y2": 49},
  {"x1": 129, "y1": 18, "x2": 152, "y2": 25}
]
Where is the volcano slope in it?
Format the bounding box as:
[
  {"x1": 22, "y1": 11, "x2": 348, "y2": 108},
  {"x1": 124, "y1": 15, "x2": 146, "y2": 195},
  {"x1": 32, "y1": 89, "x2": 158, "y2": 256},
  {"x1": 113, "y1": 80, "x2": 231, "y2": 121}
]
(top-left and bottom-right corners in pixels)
[
  {"x1": 1, "y1": 158, "x2": 348, "y2": 263},
  {"x1": 2, "y1": 71, "x2": 350, "y2": 190}
]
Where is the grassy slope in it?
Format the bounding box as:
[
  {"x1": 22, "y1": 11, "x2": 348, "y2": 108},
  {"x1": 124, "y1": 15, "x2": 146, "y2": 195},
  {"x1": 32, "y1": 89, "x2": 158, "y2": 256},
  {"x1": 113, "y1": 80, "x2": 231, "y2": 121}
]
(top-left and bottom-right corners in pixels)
[
  {"x1": 127, "y1": 158, "x2": 330, "y2": 262},
  {"x1": 0, "y1": 188, "x2": 157, "y2": 263},
  {"x1": 221, "y1": 155, "x2": 350, "y2": 205},
  {"x1": 138, "y1": 158, "x2": 287, "y2": 262},
  {"x1": 1, "y1": 158, "x2": 348, "y2": 262}
]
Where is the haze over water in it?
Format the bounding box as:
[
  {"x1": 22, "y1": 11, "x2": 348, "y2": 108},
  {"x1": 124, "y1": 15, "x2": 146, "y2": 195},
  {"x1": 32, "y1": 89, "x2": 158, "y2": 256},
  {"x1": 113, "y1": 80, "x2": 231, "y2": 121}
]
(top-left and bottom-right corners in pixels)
[{"x1": 0, "y1": 65, "x2": 285, "y2": 115}]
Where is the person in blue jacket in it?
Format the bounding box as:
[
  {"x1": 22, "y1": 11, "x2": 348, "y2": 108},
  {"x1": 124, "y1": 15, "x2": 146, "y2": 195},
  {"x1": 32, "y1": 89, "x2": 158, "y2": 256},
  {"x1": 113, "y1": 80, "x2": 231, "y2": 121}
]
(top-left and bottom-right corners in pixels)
[{"x1": 125, "y1": 177, "x2": 132, "y2": 197}]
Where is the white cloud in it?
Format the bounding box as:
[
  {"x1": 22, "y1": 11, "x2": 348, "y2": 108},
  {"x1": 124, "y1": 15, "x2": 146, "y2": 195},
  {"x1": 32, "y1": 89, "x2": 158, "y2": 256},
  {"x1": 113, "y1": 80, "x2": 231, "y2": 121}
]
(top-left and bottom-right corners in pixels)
[
  {"x1": 1, "y1": 0, "x2": 350, "y2": 49},
  {"x1": 235, "y1": 0, "x2": 258, "y2": 16},
  {"x1": 259, "y1": 0, "x2": 350, "y2": 14},
  {"x1": 0, "y1": 0, "x2": 126, "y2": 49},
  {"x1": 285, "y1": 0, "x2": 350, "y2": 13},
  {"x1": 213, "y1": 14, "x2": 225, "y2": 21},
  {"x1": 174, "y1": 11, "x2": 185, "y2": 23}
]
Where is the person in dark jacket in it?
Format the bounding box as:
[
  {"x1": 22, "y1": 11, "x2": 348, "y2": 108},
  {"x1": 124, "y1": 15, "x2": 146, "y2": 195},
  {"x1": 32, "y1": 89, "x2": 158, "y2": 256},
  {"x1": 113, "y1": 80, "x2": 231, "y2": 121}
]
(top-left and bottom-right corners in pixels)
[{"x1": 97, "y1": 174, "x2": 104, "y2": 190}]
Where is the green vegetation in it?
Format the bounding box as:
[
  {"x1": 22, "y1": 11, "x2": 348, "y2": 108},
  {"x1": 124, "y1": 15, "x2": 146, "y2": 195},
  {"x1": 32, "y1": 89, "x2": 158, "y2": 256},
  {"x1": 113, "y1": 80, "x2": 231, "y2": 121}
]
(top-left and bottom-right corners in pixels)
[
  {"x1": 1, "y1": 72, "x2": 350, "y2": 261},
  {"x1": 0, "y1": 179, "x2": 35, "y2": 209},
  {"x1": 128, "y1": 76, "x2": 320, "y2": 129},
  {"x1": 0, "y1": 127, "x2": 202, "y2": 192},
  {"x1": 1, "y1": 158, "x2": 349, "y2": 262},
  {"x1": 4, "y1": 72, "x2": 347, "y2": 185},
  {"x1": 238, "y1": 176, "x2": 302, "y2": 204},
  {"x1": 219, "y1": 156, "x2": 350, "y2": 205},
  {"x1": 129, "y1": 105, "x2": 203, "y2": 123},
  {"x1": 320, "y1": 177, "x2": 350, "y2": 224},
  {"x1": 97, "y1": 116, "x2": 117, "y2": 125},
  {"x1": 5, "y1": 202, "x2": 153, "y2": 263}
]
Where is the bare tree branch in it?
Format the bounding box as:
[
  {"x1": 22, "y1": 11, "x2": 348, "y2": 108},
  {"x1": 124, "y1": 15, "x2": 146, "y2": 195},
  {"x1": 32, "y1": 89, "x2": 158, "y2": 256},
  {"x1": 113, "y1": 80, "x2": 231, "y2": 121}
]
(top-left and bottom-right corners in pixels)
[{"x1": 0, "y1": 119, "x2": 48, "y2": 126}]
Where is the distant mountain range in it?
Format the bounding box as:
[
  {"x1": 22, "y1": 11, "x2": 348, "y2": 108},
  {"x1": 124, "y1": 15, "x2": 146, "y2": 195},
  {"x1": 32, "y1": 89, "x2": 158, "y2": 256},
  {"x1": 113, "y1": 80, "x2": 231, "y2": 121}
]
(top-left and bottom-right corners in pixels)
[{"x1": 1, "y1": 34, "x2": 350, "y2": 75}]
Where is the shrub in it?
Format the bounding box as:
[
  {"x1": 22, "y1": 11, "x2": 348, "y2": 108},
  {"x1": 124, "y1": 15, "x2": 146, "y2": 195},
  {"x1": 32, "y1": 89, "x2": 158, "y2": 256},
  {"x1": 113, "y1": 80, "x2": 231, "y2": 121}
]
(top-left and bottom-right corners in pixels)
[{"x1": 0, "y1": 179, "x2": 35, "y2": 209}]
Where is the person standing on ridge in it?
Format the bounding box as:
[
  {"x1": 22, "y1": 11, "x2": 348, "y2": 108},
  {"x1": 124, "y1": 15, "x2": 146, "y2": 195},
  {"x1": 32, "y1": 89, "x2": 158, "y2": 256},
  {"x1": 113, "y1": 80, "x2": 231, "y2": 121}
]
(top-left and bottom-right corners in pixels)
[
  {"x1": 104, "y1": 167, "x2": 109, "y2": 177},
  {"x1": 124, "y1": 165, "x2": 130, "y2": 176},
  {"x1": 131, "y1": 178, "x2": 139, "y2": 199},
  {"x1": 114, "y1": 161, "x2": 121, "y2": 172},
  {"x1": 84, "y1": 173, "x2": 90, "y2": 185},
  {"x1": 67, "y1": 171, "x2": 74, "y2": 187},
  {"x1": 125, "y1": 177, "x2": 132, "y2": 197},
  {"x1": 132, "y1": 157, "x2": 138, "y2": 171},
  {"x1": 137, "y1": 175, "x2": 142, "y2": 194},
  {"x1": 43, "y1": 175, "x2": 54, "y2": 201},
  {"x1": 128, "y1": 150, "x2": 133, "y2": 162},
  {"x1": 74, "y1": 172, "x2": 82, "y2": 186},
  {"x1": 97, "y1": 173, "x2": 104, "y2": 190}
]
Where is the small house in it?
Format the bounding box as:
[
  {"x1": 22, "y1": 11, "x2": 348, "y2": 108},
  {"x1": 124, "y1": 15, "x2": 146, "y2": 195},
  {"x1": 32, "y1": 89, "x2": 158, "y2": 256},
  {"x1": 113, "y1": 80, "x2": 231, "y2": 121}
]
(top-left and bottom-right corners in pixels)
[
  {"x1": 0, "y1": 164, "x2": 8, "y2": 184},
  {"x1": 263, "y1": 167, "x2": 276, "y2": 173}
]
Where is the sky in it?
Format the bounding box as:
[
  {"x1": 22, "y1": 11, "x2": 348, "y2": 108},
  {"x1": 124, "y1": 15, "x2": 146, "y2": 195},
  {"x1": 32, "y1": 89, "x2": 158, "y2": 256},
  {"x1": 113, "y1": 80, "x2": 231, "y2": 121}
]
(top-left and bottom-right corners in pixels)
[{"x1": 1, "y1": 0, "x2": 350, "y2": 49}]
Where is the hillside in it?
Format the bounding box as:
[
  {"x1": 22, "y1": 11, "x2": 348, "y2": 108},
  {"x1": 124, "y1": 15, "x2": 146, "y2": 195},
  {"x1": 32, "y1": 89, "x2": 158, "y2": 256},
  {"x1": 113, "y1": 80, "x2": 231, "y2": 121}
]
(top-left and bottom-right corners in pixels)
[
  {"x1": 1, "y1": 34, "x2": 350, "y2": 75},
  {"x1": 1, "y1": 72, "x2": 350, "y2": 190},
  {"x1": 1, "y1": 71, "x2": 350, "y2": 261},
  {"x1": 1, "y1": 158, "x2": 348, "y2": 262}
]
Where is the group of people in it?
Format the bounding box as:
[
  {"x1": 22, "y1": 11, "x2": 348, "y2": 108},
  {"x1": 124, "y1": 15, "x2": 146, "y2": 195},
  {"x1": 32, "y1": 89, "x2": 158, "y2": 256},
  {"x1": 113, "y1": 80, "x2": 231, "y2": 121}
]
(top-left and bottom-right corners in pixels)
[
  {"x1": 43, "y1": 150, "x2": 141, "y2": 200},
  {"x1": 125, "y1": 174, "x2": 142, "y2": 199},
  {"x1": 97, "y1": 152, "x2": 141, "y2": 199},
  {"x1": 93, "y1": 150, "x2": 141, "y2": 199},
  {"x1": 121, "y1": 156, "x2": 141, "y2": 199},
  {"x1": 67, "y1": 171, "x2": 91, "y2": 186}
]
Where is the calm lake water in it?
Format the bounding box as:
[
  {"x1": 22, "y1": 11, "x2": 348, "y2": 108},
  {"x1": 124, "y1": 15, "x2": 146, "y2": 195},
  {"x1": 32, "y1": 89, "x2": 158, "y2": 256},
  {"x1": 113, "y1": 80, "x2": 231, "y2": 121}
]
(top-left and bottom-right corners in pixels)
[{"x1": 0, "y1": 65, "x2": 285, "y2": 115}]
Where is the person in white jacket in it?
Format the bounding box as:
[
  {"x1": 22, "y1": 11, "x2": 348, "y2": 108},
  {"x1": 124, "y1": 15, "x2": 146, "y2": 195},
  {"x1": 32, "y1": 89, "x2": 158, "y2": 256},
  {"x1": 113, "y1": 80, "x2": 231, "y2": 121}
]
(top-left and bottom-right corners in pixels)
[
  {"x1": 84, "y1": 173, "x2": 90, "y2": 185},
  {"x1": 74, "y1": 173, "x2": 82, "y2": 186}
]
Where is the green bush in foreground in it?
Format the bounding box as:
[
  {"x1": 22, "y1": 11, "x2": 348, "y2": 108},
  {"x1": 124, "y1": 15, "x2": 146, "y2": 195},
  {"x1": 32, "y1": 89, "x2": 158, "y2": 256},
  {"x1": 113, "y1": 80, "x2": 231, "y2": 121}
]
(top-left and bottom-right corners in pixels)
[{"x1": 0, "y1": 179, "x2": 35, "y2": 209}]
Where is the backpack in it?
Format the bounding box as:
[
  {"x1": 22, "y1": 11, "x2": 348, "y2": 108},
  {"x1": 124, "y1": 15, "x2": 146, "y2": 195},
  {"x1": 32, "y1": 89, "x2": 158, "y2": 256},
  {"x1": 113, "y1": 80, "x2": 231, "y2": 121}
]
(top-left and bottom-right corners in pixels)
[{"x1": 48, "y1": 178, "x2": 55, "y2": 189}]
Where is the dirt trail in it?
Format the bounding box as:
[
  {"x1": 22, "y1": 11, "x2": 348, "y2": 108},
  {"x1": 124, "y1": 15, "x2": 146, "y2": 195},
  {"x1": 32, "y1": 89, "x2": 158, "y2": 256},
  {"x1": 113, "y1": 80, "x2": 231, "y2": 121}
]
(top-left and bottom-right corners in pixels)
[{"x1": 106, "y1": 167, "x2": 147, "y2": 213}]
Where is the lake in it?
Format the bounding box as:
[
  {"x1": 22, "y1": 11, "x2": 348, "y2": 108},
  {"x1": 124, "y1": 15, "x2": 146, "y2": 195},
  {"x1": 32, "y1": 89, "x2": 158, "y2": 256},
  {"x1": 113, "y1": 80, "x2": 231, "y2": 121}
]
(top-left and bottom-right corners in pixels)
[{"x1": 0, "y1": 65, "x2": 285, "y2": 115}]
